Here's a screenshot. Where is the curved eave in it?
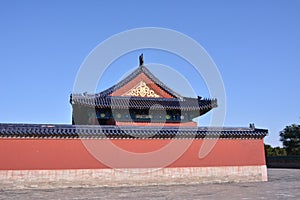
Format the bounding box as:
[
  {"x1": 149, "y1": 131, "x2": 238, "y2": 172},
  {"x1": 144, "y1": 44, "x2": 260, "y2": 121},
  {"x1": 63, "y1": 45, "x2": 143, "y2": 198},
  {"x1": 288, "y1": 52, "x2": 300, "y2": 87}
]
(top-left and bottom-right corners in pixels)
[{"x1": 70, "y1": 97, "x2": 217, "y2": 112}]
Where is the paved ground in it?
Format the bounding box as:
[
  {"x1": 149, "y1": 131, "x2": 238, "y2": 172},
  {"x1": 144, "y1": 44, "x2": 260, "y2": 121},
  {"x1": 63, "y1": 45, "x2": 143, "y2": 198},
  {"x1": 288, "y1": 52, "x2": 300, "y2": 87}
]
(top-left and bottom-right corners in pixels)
[{"x1": 0, "y1": 168, "x2": 299, "y2": 199}]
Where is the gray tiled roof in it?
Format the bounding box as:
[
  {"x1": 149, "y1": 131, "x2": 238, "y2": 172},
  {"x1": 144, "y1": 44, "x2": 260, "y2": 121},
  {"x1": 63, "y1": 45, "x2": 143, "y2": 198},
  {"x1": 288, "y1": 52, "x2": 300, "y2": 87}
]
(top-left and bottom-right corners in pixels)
[
  {"x1": 0, "y1": 123, "x2": 268, "y2": 139},
  {"x1": 95, "y1": 65, "x2": 183, "y2": 98},
  {"x1": 70, "y1": 65, "x2": 217, "y2": 111},
  {"x1": 71, "y1": 96, "x2": 217, "y2": 111}
]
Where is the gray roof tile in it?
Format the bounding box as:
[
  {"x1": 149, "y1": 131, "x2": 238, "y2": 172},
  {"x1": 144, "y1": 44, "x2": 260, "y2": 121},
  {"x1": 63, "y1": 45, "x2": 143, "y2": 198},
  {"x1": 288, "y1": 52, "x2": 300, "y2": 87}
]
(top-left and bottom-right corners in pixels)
[{"x1": 0, "y1": 123, "x2": 268, "y2": 139}]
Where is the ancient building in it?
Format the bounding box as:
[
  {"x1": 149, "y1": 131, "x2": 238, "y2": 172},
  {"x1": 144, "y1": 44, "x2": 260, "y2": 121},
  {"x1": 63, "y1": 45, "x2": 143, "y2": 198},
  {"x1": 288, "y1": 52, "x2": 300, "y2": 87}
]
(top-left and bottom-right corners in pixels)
[{"x1": 0, "y1": 55, "x2": 268, "y2": 186}]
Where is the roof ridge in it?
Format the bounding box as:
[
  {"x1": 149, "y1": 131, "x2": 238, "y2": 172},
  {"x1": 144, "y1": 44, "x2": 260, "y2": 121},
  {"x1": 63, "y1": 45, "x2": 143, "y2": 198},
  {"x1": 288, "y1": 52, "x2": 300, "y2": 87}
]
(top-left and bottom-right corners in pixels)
[
  {"x1": 139, "y1": 66, "x2": 183, "y2": 99},
  {"x1": 95, "y1": 65, "x2": 183, "y2": 99}
]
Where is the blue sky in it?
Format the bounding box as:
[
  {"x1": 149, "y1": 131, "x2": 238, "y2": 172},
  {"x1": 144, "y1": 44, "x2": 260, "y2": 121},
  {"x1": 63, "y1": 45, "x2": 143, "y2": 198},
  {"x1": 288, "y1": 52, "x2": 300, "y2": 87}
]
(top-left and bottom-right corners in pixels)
[{"x1": 0, "y1": 1, "x2": 300, "y2": 147}]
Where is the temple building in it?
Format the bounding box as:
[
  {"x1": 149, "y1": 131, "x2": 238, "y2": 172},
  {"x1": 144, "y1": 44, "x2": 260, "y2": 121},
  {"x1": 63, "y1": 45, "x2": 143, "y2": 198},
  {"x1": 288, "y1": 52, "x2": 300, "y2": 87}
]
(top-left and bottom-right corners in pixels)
[
  {"x1": 70, "y1": 55, "x2": 217, "y2": 127},
  {"x1": 0, "y1": 54, "x2": 268, "y2": 186}
]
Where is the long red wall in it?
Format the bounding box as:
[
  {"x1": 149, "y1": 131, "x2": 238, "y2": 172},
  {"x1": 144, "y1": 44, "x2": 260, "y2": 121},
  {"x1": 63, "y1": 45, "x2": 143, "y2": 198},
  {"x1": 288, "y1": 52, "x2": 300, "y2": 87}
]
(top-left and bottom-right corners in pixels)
[{"x1": 0, "y1": 138, "x2": 266, "y2": 170}]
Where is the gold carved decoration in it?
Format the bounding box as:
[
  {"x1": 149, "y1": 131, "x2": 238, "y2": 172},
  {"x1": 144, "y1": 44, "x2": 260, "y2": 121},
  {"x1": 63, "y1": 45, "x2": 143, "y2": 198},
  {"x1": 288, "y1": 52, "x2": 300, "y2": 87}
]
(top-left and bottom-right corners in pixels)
[{"x1": 123, "y1": 81, "x2": 160, "y2": 98}]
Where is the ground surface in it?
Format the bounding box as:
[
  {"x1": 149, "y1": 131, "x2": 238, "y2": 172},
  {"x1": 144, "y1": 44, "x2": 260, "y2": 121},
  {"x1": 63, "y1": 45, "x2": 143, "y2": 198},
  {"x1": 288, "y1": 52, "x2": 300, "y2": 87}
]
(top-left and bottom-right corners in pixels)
[{"x1": 0, "y1": 168, "x2": 299, "y2": 200}]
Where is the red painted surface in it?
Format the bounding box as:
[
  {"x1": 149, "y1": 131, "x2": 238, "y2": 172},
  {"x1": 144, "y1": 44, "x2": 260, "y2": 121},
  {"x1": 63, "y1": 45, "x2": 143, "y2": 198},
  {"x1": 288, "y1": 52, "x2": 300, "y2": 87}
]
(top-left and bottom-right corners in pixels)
[
  {"x1": 116, "y1": 121, "x2": 197, "y2": 127},
  {"x1": 0, "y1": 138, "x2": 266, "y2": 170},
  {"x1": 110, "y1": 73, "x2": 174, "y2": 98}
]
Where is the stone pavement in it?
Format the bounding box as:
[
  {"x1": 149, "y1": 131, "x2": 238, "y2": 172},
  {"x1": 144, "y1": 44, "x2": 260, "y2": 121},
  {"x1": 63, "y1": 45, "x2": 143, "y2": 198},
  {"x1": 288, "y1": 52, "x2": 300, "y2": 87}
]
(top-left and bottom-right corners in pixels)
[{"x1": 0, "y1": 169, "x2": 299, "y2": 199}]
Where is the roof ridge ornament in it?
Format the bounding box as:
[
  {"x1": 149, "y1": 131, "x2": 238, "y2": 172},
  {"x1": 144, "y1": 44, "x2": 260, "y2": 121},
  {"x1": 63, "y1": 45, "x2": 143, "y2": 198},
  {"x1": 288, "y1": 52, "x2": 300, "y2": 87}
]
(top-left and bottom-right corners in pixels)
[
  {"x1": 249, "y1": 123, "x2": 255, "y2": 129},
  {"x1": 139, "y1": 53, "x2": 144, "y2": 66}
]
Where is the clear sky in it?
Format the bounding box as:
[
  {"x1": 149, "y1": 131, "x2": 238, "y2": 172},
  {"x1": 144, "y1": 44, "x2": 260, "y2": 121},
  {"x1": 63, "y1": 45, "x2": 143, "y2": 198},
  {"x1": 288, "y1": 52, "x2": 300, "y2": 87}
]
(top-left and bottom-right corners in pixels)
[{"x1": 0, "y1": 0, "x2": 300, "y2": 147}]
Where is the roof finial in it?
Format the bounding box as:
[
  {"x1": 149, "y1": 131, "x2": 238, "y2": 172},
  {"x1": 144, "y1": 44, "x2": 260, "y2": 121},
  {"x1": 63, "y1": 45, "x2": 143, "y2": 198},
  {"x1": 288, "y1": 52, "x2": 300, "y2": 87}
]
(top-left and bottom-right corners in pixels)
[{"x1": 139, "y1": 53, "x2": 144, "y2": 66}]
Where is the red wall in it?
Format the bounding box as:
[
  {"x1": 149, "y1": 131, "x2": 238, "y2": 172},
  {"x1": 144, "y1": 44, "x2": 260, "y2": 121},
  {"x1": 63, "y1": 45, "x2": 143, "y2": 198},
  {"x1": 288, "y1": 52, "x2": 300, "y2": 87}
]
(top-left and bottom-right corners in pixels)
[{"x1": 0, "y1": 138, "x2": 266, "y2": 170}]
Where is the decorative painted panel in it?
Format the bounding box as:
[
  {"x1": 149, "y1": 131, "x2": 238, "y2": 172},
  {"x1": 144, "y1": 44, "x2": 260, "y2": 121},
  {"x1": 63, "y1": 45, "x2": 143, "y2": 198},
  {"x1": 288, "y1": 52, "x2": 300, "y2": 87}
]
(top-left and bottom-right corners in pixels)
[{"x1": 122, "y1": 81, "x2": 160, "y2": 98}]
